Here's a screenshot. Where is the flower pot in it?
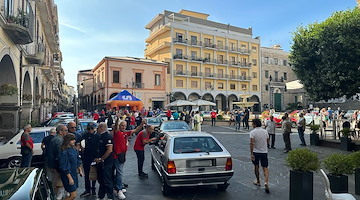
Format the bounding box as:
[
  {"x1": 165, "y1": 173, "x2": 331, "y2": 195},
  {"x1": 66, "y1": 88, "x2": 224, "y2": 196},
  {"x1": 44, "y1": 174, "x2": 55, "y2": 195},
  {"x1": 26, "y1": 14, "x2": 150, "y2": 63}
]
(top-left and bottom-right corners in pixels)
[
  {"x1": 356, "y1": 168, "x2": 360, "y2": 195},
  {"x1": 290, "y1": 170, "x2": 313, "y2": 200},
  {"x1": 340, "y1": 137, "x2": 352, "y2": 151},
  {"x1": 328, "y1": 174, "x2": 348, "y2": 193},
  {"x1": 310, "y1": 134, "x2": 319, "y2": 146}
]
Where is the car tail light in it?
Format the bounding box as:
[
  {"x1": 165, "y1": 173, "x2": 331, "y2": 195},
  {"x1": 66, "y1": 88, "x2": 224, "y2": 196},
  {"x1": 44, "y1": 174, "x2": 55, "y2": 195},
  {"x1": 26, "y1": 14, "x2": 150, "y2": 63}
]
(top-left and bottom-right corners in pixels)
[
  {"x1": 225, "y1": 158, "x2": 232, "y2": 170},
  {"x1": 167, "y1": 161, "x2": 176, "y2": 174}
]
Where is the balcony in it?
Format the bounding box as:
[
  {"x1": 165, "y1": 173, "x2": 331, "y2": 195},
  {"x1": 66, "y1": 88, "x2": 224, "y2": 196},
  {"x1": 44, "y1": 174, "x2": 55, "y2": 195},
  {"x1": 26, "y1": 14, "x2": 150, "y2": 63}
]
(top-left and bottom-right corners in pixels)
[
  {"x1": 134, "y1": 82, "x2": 144, "y2": 89},
  {"x1": 229, "y1": 75, "x2": 237, "y2": 80},
  {"x1": 173, "y1": 70, "x2": 188, "y2": 76},
  {"x1": 190, "y1": 40, "x2": 202, "y2": 47},
  {"x1": 217, "y1": 60, "x2": 228, "y2": 66},
  {"x1": 203, "y1": 73, "x2": 216, "y2": 79},
  {"x1": 238, "y1": 76, "x2": 252, "y2": 81},
  {"x1": 239, "y1": 49, "x2": 252, "y2": 55},
  {"x1": 190, "y1": 71, "x2": 202, "y2": 77},
  {"x1": 24, "y1": 43, "x2": 45, "y2": 64},
  {"x1": 238, "y1": 62, "x2": 252, "y2": 68},
  {"x1": 189, "y1": 56, "x2": 203, "y2": 63},
  {"x1": 37, "y1": 0, "x2": 59, "y2": 52},
  {"x1": 173, "y1": 54, "x2": 188, "y2": 60},
  {"x1": 203, "y1": 58, "x2": 217, "y2": 64},
  {"x1": 173, "y1": 38, "x2": 188, "y2": 45},
  {"x1": 216, "y1": 73, "x2": 228, "y2": 79},
  {"x1": 1, "y1": 2, "x2": 34, "y2": 44},
  {"x1": 216, "y1": 44, "x2": 228, "y2": 51},
  {"x1": 204, "y1": 43, "x2": 216, "y2": 49}
]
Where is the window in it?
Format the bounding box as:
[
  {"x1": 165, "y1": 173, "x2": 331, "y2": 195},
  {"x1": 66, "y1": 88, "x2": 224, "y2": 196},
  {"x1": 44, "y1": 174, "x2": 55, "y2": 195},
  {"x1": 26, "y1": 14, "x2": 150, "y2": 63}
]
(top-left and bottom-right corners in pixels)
[
  {"x1": 191, "y1": 35, "x2": 197, "y2": 45},
  {"x1": 230, "y1": 70, "x2": 235, "y2": 79},
  {"x1": 218, "y1": 82, "x2": 224, "y2": 89},
  {"x1": 252, "y1": 59, "x2": 257, "y2": 66},
  {"x1": 241, "y1": 58, "x2": 247, "y2": 64},
  {"x1": 218, "y1": 69, "x2": 224, "y2": 78},
  {"x1": 191, "y1": 81, "x2": 198, "y2": 88},
  {"x1": 191, "y1": 66, "x2": 197, "y2": 76},
  {"x1": 283, "y1": 60, "x2": 288, "y2": 66},
  {"x1": 275, "y1": 71, "x2": 279, "y2": 81},
  {"x1": 217, "y1": 40, "x2": 223, "y2": 48},
  {"x1": 252, "y1": 85, "x2": 258, "y2": 91},
  {"x1": 241, "y1": 71, "x2": 247, "y2": 77},
  {"x1": 230, "y1": 56, "x2": 235, "y2": 64},
  {"x1": 176, "y1": 32, "x2": 183, "y2": 41},
  {"x1": 176, "y1": 48, "x2": 182, "y2": 56},
  {"x1": 176, "y1": 64, "x2": 183, "y2": 71},
  {"x1": 295, "y1": 96, "x2": 298, "y2": 103},
  {"x1": 274, "y1": 58, "x2": 278, "y2": 65},
  {"x1": 252, "y1": 72, "x2": 257, "y2": 78},
  {"x1": 284, "y1": 72, "x2": 287, "y2": 80},
  {"x1": 205, "y1": 53, "x2": 210, "y2": 59},
  {"x1": 230, "y1": 83, "x2": 236, "y2": 90},
  {"x1": 230, "y1": 42, "x2": 235, "y2": 51},
  {"x1": 241, "y1": 84, "x2": 247, "y2": 90},
  {"x1": 155, "y1": 74, "x2": 160, "y2": 85},
  {"x1": 252, "y1": 46, "x2": 257, "y2": 52},
  {"x1": 191, "y1": 51, "x2": 197, "y2": 59},
  {"x1": 264, "y1": 57, "x2": 269, "y2": 64},
  {"x1": 265, "y1": 70, "x2": 269, "y2": 78},
  {"x1": 30, "y1": 131, "x2": 47, "y2": 143},
  {"x1": 218, "y1": 54, "x2": 224, "y2": 62},
  {"x1": 112, "y1": 71, "x2": 119, "y2": 83},
  {"x1": 205, "y1": 82, "x2": 211, "y2": 89},
  {"x1": 241, "y1": 44, "x2": 246, "y2": 49},
  {"x1": 265, "y1": 85, "x2": 268, "y2": 91},
  {"x1": 102, "y1": 71, "x2": 104, "y2": 82},
  {"x1": 205, "y1": 38, "x2": 211, "y2": 45},
  {"x1": 176, "y1": 80, "x2": 183, "y2": 87}
]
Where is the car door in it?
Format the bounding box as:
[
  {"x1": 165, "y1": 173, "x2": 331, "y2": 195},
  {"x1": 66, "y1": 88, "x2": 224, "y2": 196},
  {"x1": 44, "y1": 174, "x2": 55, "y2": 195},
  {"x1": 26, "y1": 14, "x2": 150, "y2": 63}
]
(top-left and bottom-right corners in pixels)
[
  {"x1": 152, "y1": 136, "x2": 168, "y2": 173},
  {"x1": 30, "y1": 131, "x2": 47, "y2": 156}
]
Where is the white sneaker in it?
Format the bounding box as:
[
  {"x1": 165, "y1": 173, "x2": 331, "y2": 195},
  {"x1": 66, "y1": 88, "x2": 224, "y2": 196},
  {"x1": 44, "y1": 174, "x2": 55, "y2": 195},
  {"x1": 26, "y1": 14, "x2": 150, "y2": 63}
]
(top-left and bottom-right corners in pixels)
[
  {"x1": 117, "y1": 191, "x2": 126, "y2": 199},
  {"x1": 121, "y1": 189, "x2": 126, "y2": 193}
]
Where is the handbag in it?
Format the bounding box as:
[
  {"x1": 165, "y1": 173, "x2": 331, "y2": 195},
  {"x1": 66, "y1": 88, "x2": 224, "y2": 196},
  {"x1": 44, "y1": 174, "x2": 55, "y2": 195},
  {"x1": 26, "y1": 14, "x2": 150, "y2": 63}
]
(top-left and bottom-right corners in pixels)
[
  {"x1": 117, "y1": 152, "x2": 126, "y2": 163},
  {"x1": 89, "y1": 164, "x2": 97, "y2": 181}
]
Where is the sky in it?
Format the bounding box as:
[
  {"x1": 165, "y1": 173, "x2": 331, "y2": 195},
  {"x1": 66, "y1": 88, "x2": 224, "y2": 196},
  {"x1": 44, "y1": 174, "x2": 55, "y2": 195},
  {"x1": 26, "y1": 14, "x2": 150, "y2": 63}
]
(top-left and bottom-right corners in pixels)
[{"x1": 54, "y1": 0, "x2": 357, "y2": 88}]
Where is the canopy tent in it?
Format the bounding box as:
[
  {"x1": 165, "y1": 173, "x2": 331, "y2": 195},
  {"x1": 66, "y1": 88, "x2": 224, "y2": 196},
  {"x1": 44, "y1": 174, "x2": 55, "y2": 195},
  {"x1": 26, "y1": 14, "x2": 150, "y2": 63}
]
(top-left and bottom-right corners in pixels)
[
  {"x1": 191, "y1": 99, "x2": 216, "y2": 106},
  {"x1": 106, "y1": 90, "x2": 143, "y2": 111},
  {"x1": 286, "y1": 80, "x2": 304, "y2": 90},
  {"x1": 165, "y1": 100, "x2": 196, "y2": 107}
]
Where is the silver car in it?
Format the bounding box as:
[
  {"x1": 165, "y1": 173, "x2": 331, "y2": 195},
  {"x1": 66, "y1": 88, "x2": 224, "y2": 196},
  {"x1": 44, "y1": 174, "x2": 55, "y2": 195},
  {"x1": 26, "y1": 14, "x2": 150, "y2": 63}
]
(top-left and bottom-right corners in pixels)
[
  {"x1": 150, "y1": 132, "x2": 234, "y2": 195},
  {"x1": 158, "y1": 121, "x2": 191, "y2": 133}
]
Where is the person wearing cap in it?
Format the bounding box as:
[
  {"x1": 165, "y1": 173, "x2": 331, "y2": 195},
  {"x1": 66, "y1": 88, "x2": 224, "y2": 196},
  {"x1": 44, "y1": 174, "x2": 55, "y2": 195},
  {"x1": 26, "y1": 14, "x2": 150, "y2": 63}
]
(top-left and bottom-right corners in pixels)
[{"x1": 78, "y1": 122, "x2": 100, "y2": 197}]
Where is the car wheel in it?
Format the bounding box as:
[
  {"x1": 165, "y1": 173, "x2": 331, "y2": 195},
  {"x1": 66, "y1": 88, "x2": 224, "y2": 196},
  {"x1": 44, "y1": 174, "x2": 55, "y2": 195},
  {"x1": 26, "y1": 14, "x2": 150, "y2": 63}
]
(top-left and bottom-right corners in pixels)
[
  {"x1": 7, "y1": 157, "x2": 22, "y2": 168},
  {"x1": 151, "y1": 157, "x2": 155, "y2": 171},
  {"x1": 161, "y1": 177, "x2": 171, "y2": 196},
  {"x1": 217, "y1": 181, "x2": 229, "y2": 191}
]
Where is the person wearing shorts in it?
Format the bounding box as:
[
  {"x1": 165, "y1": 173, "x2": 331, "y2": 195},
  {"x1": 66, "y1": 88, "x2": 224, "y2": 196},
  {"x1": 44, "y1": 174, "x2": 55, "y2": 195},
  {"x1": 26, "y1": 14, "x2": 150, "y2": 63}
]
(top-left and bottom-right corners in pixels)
[{"x1": 250, "y1": 118, "x2": 270, "y2": 193}]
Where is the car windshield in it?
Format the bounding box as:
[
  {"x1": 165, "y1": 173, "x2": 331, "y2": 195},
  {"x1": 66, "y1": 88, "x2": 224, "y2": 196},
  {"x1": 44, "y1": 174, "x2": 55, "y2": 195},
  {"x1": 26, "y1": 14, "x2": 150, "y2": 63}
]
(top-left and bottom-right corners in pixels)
[
  {"x1": 161, "y1": 122, "x2": 190, "y2": 131},
  {"x1": 147, "y1": 118, "x2": 161, "y2": 124},
  {"x1": 173, "y1": 137, "x2": 223, "y2": 154}
]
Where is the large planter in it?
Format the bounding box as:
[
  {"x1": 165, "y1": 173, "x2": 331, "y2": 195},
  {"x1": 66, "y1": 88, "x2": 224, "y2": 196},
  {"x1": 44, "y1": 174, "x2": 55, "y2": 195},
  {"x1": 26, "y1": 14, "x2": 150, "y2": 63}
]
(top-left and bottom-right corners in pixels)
[
  {"x1": 328, "y1": 174, "x2": 348, "y2": 193},
  {"x1": 356, "y1": 168, "x2": 360, "y2": 195},
  {"x1": 340, "y1": 137, "x2": 352, "y2": 151},
  {"x1": 290, "y1": 170, "x2": 313, "y2": 200},
  {"x1": 310, "y1": 134, "x2": 320, "y2": 146}
]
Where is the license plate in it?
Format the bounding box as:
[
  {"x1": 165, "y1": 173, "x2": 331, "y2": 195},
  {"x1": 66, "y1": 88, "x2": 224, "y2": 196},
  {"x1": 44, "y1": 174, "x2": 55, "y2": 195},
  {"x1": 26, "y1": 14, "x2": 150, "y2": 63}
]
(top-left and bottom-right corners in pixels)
[{"x1": 189, "y1": 160, "x2": 213, "y2": 167}]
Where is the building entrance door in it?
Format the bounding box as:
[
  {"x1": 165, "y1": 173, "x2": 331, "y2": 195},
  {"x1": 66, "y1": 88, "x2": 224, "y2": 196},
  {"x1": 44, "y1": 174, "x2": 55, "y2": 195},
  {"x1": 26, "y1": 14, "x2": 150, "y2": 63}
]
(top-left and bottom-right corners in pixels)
[
  {"x1": 274, "y1": 93, "x2": 282, "y2": 111},
  {"x1": 153, "y1": 101, "x2": 163, "y2": 109}
]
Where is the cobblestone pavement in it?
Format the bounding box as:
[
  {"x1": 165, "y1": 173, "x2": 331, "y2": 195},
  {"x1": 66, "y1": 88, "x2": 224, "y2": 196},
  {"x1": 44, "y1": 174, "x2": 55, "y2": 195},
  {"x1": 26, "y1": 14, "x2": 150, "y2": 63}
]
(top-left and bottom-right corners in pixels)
[{"x1": 75, "y1": 124, "x2": 359, "y2": 200}]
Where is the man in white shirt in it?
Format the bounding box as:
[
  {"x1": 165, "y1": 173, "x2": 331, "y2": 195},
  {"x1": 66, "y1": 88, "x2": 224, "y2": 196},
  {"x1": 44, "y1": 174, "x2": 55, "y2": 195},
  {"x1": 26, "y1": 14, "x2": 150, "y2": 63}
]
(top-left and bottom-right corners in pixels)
[
  {"x1": 265, "y1": 116, "x2": 276, "y2": 149},
  {"x1": 250, "y1": 118, "x2": 270, "y2": 193}
]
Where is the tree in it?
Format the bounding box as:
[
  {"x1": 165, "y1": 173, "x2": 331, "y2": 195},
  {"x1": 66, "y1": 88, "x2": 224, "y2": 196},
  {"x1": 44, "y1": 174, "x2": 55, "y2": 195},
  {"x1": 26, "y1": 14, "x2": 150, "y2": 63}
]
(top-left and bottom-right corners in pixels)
[{"x1": 290, "y1": 7, "x2": 360, "y2": 101}]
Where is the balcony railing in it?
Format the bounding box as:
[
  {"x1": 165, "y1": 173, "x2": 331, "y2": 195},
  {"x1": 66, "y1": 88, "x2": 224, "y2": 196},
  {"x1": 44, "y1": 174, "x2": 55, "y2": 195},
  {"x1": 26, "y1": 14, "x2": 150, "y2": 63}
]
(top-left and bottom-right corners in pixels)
[
  {"x1": 190, "y1": 71, "x2": 202, "y2": 77},
  {"x1": 173, "y1": 54, "x2": 188, "y2": 60},
  {"x1": 134, "y1": 82, "x2": 144, "y2": 88},
  {"x1": 173, "y1": 38, "x2": 188, "y2": 45},
  {"x1": 216, "y1": 44, "x2": 228, "y2": 51},
  {"x1": 204, "y1": 43, "x2": 216, "y2": 49},
  {"x1": 239, "y1": 49, "x2": 252, "y2": 54},
  {"x1": 215, "y1": 73, "x2": 228, "y2": 79},
  {"x1": 189, "y1": 56, "x2": 203, "y2": 62},
  {"x1": 190, "y1": 40, "x2": 202, "y2": 46},
  {"x1": 203, "y1": 58, "x2": 216, "y2": 64},
  {"x1": 203, "y1": 73, "x2": 216, "y2": 78},
  {"x1": 217, "y1": 60, "x2": 228, "y2": 65},
  {"x1": 173, "y1": 70, "x2": 188, "y2": 76},
  {"x1": 238, "y1": 62, "x2": 252, "y2": 68},
  {"x1": 0, "y1": 0, "x2": 34, "y2": 44},
  {"x1": 24, "y1": 43, "x2": 45, "y2": 64}
]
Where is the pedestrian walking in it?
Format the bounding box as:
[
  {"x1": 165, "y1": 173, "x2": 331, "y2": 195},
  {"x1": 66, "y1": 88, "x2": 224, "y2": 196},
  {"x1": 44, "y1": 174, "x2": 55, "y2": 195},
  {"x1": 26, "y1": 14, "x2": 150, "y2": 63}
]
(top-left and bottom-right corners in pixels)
[
  {"x1": 78, "y1": 123, "x2": 99, "y2": 197},
  {"x1": 265, "y1": 116, "x2": 276, "y2": 149},
  {"x1": 194, "y1": 111, "x2": 202, "y2": 131},
  {"x1": 112, "y1": 117, "x2": 145, "y2": 199},
  {"x1": 47, "y1": 124, "x2": 68, "y2": 200},
  {"x1": 20, "y1": 124, "x2": 34, "y2": 167},
  {"x1": 59, "y1": 133, "x2": 83, "y2": 200},
  {"x1": 41, "y1": 128, "x2": 56, "y2": 180},
  {"x1": 297, "y1": 113, "x2": 306, "y2": 146},
  {"x1": 282, "y1": 114, "x2": 292, "y2": 153},
  {"x1": 244, "y1": 107, "x2": 250, "y2": 129},
  {"x1": 210, "y1": 110, "x2": 217, "y2": 126},
  {"x1": 235, "y1": 110, "x2": 242, "y2": 131},
  {"x1": 166, "y1": 109, "x2": 172, "y2": 120},
  {"x1": 134, "y1": 125, "x2": 157, "y2": 178},
  {"x1": 95, "y1": 122, "x2": 114, "y2": 200},
  {"x1": 250, "y1": 118, "x2": 270, "y2": 193},
  {"x1": 184, "y1": 111, "x2": 191, "y2": 125}
]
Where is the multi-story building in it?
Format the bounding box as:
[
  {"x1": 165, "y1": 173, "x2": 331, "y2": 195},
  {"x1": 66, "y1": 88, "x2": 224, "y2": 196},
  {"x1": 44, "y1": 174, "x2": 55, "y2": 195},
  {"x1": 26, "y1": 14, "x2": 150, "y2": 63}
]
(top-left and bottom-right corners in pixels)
[
  {"x1": 77, "y1": 69, "x2": 94, "y2": 111},
  {"x1": 0, "y1": 0, "x2": 64, "y2": 137},
  {"x1": 87, "y1": 57, "x2": 168, "y2": 110},
  {"x1": 62, "y1": 84, "x2": 75, "y2": 111},
  {"x1": 145, "y1": 9, "x2": 261, "y2": 111},
  {"x1": 261, "y1": 45, "x2": 307, "y2": 111}
]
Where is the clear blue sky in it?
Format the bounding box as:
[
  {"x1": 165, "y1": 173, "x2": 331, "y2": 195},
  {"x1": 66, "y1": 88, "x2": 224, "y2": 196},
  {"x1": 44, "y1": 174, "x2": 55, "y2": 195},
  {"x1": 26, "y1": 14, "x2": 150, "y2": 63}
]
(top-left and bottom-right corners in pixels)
[{"x1": 54, "y1": 0, "x2": 357, "y2": 88}]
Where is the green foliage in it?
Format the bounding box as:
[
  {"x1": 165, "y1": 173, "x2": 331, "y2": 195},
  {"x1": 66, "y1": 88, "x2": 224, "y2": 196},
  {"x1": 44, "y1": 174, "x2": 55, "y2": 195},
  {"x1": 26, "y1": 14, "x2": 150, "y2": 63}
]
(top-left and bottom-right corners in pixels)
[
  {"x1": 290, "y1": 7, "x2": 360, "y2": 101},
  {"x1": 22, "y1": 94, "x2": 32, "y2": 101},
  {"x1": 340, "y1": 128, "x2": 351, "y2": 138},
  {"x1": 285, "y1": 148, "x2": 320, "y2": 172},
  {"x1": 323, "y1": 153, "x2": 354, "y2": 175},
  {"x1": 217, "y1": 115, "x2": 224, "y2": 120},
  {"x1": 350, "y1": 151, "x2": 360, "y2": 169},
  {"x1": 0, "y1": 84, "x2": 18, "y2": 96},
  {"x1": 309, "y1": 124, "x2": 320, "y2": 134},
  {"x1": 286, "y1": 103, "x2": 298, "y2": 111},
  {"x1": 28, "y1": 121, "x2": 40, "y2": 127}
]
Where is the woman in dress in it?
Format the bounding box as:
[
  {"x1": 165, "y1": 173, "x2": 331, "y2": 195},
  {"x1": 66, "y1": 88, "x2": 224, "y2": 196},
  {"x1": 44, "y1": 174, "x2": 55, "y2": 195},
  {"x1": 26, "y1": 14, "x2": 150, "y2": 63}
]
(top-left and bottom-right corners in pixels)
[{"x1": 59, "y1": 133, "x2": 83, "y2": 200}]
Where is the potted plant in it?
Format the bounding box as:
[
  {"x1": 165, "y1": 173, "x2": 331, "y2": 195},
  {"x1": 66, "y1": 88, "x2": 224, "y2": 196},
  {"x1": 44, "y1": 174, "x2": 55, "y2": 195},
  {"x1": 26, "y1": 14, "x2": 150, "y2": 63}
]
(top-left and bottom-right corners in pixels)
[
  {"x1": 22, "y1": 94, "x2": 32, "y2": 102},
  {"x1": 323, "y1": 153, "x2": 353, "y2": 193},
  {"x1": 0, "y1": 84, "x2": 18, "y2": 96},
  {"x1": 309, "y1": 124, "x2": 320, "y2": 146},
  {"x1": 286, "y1": 148, "x2": 320, "y2": 200},
  {"x1": 350, "y1": 151, "x2": 360, "y2": 195},
  {"x1": 339, "y1": 128, "x2": 352, "y2": 151}
]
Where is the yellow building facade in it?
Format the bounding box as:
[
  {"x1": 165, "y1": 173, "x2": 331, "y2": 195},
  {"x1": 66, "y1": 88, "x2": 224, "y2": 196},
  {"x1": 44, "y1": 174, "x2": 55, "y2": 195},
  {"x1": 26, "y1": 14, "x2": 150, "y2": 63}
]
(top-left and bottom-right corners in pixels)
[{"x1": 145, "y1": 10, "x2": 261, "y2": 111}]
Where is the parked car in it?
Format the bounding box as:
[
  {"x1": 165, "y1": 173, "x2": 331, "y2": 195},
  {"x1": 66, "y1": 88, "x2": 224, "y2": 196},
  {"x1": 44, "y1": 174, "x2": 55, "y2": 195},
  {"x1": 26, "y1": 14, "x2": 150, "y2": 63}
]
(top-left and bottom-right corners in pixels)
[
  {"x1": 158, "y1": 121, "x2": 191, "y2": 133},
  {"x1": 77, "y1": 119, "x2": 98, "y2": 133},
  {"x1": 0, "y1": 127, "x2": 54, "y2": 168},
  {"x1": 150, "y1": 132, "x2": 234, "y2": 195},
  {"x1": 41, "y1": 117, "x2": 73, "y2": 127},
  {"x1": 0, "y1": 167, "x2": 54, "y2": 199},
  {"x1": 344, "y1": 110, "x2": 357, "y2": 119},
  {"x1": 145, "y1": 117, "x2": 163, "y2": 128},
  {"x1": 57, "y1": 113, "x2": 75, "y2": 118},
  {"x1": 155, "y1": 112, "x2": 174, "y2": 121}
]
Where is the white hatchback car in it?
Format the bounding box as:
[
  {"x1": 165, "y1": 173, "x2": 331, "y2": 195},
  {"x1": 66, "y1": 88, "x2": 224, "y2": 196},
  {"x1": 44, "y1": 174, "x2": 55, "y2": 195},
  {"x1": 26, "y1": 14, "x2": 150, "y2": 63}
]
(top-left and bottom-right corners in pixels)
[
  {"x1": 0, "y1": 127, "x2": 54, "y2": 168},
  {"x1": 151, "y1": 132, "x2": 234, "y2": 195}
]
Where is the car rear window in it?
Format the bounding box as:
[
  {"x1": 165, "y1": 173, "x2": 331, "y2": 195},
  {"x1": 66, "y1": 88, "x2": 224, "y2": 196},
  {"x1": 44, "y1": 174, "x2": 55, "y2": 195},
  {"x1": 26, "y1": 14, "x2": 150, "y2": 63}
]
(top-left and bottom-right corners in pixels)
[
  {"x1": 162, "y1": 122, "x2": 190, "y2": 131},
  {"x1": 173, "y1": 137, "x2": 223, "y2": 154}
]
